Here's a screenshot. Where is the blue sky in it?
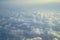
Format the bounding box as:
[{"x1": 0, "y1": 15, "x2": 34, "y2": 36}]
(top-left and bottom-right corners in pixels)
[
  {"x1": 0, "y1": 0, "x2": 60, "y2": 5},
  {"x1": 0, "y1": 0, "x2": 60, "y2": 11}
]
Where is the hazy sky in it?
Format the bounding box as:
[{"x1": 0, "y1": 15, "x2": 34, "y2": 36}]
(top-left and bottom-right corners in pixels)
[{"x1": 0, "y1": 0, "x2": 60, "y2": 5}]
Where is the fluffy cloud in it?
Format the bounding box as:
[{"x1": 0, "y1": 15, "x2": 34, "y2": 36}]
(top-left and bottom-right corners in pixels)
[
  {"x1": 0, "y1": 7, "x2": 60, "y2": 40},
  {"x1": 53, "y1": 38, "x2": 59, "y2": 40},
  {"x1": 26, "y1": 37, "x2": 42, "y2": 40}
]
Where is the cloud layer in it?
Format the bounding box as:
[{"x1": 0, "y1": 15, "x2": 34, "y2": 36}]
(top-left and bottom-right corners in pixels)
[{"x1": 0, "y1": 7, "x2": 60, "y2": 40}]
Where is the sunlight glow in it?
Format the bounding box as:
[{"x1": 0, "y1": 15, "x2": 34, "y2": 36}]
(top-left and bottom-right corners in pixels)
[{"x1": 0, "y1": 0, "x2": 60, "y2": 6}]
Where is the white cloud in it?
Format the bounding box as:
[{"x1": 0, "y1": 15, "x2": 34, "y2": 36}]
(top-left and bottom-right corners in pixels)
[
  {"x1": 31, "y1": 27, "x2": 43, "y2": 35},
  {"x1": 0, "y1": 6, "x2": 60, "y2": 40},
  {"x1": 53, "y1": 38, "x2": 59, "y2": 40},
  {"x1": 11, "y1": 29, "x2": 24, "y2": 36},
  {"x1": 26, "y1": 37, "x2": 42, "y2": 40},
  {"x1": 48, "y1": 28, "x2": 60, "y2": 38}
]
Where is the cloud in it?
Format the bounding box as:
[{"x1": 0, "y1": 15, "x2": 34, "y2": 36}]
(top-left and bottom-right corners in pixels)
[
  {"x1": 48, "y1": 29, "x2": 60, "y2": 38},
  {"x1": 53, "y1": 38, "x2": 59, "y2": 40},
  {"x1": 26, "y1": 37, "x2": 42, "y2": 40},
  {"x1": 0, "y1": 7, "x2": 60, "y2": 40}
]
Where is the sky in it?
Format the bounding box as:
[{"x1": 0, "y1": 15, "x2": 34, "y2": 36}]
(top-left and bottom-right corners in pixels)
[
  {"x1": 0, "y1": 0, "x2": 60, "y2": 6},
  {"x1": 0, "y1": 0, "x2": 60, "y2": 40}
]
